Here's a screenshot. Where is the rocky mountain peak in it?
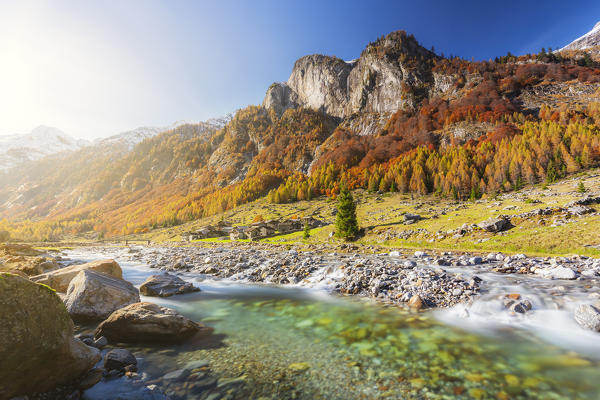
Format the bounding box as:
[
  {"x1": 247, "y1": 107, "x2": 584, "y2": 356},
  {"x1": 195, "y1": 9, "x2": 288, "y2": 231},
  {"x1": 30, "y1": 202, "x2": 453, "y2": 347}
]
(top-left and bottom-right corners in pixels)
[
  {"x1": 560, "y1": 21, "x2": 600, "y2": 52},
  {"x1": 263, "y1": 30, "x2": 440, "y2": 124},
  {"x1": 362, "y1": 30, "x2": 437, "y2": 63}
]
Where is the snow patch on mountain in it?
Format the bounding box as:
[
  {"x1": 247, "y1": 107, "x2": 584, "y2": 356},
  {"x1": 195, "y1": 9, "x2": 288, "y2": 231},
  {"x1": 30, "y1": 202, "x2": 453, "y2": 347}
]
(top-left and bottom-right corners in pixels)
[
  {"x1": 0, "y1": 126, "x2": 88, "y2": 171},
  {"x1": 560, "y1": 21, "x2": 600, "y2": 52},
  {"x1": 95, "y1": 117, "x2": 229, "y2": 150}
]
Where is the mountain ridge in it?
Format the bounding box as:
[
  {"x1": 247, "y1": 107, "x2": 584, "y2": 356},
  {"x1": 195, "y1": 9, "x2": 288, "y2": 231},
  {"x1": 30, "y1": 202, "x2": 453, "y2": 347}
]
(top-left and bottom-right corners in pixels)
[
  {"x1": 560, "y1": 21, "x2": 600, "y2": 52},
  {"x1": 0, "y1": 126, "x2": 87, "y2": 171},
  {"x1": 1, "y1": 29, "x2": 600, "y2": 240}
]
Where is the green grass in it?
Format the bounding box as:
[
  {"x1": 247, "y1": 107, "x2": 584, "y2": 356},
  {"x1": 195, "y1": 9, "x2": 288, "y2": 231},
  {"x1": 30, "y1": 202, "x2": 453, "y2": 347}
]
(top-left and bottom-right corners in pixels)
[{"x1": 107, "y1": 169, "x2": 600, "y2": 257}]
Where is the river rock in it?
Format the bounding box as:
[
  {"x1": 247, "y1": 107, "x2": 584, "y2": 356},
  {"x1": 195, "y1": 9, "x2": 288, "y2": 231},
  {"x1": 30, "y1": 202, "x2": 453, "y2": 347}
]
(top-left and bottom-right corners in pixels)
[
  {"x1": 95, "y1": 302, "x2": 213, "y2": 343},
  {"x1": 574, "y1": 304, "x2": 600, "y2": 331},
  {"x1": 162, "y1": 368, "x2": 190, "y2": 382},
  {"x1": 64, "y1": 270, "x2": 140, "y2": 321},
  {"x1": 469, "y1": 256, "x2": 483, "y2": 265},
  {"x1": 408, "y1": 294, "x2": 425, "y2": 310},
  {"x1": 78, "y1": 368, "x2": 104, "y2": 390},
  {"x1": 534, "y1": 267, "x2": 577, "y2": 280},
  {"x1": 139, "y1": 273, "x2": 200, "y2": 297},
  {"x1": 32, "y1": 259, "x2": 123, "y2": 292},
  {"x1": 0, "y1": 273, "x2": 100, "y2": 399},
  {"x1": 477, "y1": 216, "x2": 511, "y2": 232},
  {"x1": 104, "y1": 348, "x2": 137, "y2": 371}
]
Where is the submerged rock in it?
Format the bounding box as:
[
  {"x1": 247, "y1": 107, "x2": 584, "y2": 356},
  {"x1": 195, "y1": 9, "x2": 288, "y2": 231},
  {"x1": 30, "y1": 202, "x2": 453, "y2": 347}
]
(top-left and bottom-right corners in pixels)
[
  {"x1": 0, "y1": 273, "x2": 100, "y2": 399},
  {"x1": 64, "y1": 270, "x2": 140, "y2": 321},
  {"x1": 95, "y1": 302, "x2": 213, "y2": 343},
  {"x1": 574, "y1": 304, "x2": 600, "y2": 332},
  {"x1": 139, "y1": 272, "x2": 200, "y2": 297},
  {"x1": 78, "y1": 367, "x2": 104, "y2": 390},
  {"x1": 32, "y1": 259, "x2": 123, "y2": 292}
]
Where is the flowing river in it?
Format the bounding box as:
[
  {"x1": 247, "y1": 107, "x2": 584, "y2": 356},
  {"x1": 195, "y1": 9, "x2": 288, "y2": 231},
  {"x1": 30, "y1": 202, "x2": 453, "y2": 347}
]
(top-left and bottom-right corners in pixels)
[{"x1": 63, "y1": 247, "x2": 600, "y2": 400}]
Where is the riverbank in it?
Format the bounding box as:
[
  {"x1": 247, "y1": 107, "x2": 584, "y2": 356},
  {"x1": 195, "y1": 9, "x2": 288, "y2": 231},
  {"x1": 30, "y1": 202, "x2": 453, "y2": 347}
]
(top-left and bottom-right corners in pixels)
[
  {"x1": 3, "y1": 242, "x2": 600, "y2": 399},
  {"x1": 76, "y1": 242, "x2": 600, "y2": 310},
  {"x1": 65, "y1": 244, "x2": 600, "y2": 399}
]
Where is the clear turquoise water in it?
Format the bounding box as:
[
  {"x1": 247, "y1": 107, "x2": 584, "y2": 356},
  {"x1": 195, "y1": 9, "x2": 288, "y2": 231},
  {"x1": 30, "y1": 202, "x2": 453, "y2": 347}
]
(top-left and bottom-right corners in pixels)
[{"x1": 75, "y1": 253, "x2": 600, "y2": 400}]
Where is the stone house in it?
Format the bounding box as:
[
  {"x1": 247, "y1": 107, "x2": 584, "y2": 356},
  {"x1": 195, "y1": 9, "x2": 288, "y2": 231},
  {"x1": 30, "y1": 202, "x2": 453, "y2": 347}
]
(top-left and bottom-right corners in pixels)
[
  {"x1": 229, "y1": 226, "x2": 248, "y2": 241},
  {"x1": 246, "y1": 223, "x2": 276, "y2": 241}
]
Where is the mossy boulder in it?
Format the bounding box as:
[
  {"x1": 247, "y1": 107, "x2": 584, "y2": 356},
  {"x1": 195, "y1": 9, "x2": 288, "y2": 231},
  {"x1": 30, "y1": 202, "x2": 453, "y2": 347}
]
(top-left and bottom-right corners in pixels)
[{"x1": 0, "y1": 273, "x2": 100, "y2": 398}]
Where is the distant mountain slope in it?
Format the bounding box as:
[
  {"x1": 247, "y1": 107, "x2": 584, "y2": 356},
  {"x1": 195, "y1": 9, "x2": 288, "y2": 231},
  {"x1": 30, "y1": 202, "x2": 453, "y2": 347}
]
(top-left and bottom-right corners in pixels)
[
  {"x1": 0, "y1": 120, "x2": 225, "y2": 218},
  {"x1": 560, "y1": 21, "x2": 600, "y2": 52},
  {"x1": 0, "y1": 126, "x2": 88, "y2": 171},
  {"x1": 1, "y1": 30, "x2": 600, "y2": 241},
  {"x1": 94, "y1": 119, "x2": 228, "y2": 151}
]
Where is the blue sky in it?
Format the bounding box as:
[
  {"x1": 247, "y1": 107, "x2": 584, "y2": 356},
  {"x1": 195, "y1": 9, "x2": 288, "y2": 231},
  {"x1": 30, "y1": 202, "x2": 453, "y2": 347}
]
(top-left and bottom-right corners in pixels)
[{"x1": 0, "y1": 0, "x2": 598, "y2": 139}]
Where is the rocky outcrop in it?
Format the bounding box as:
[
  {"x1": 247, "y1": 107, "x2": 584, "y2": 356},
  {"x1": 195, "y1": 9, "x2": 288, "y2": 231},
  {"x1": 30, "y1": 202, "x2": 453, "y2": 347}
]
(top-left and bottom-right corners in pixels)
[
  {"x1": 477, "y1": 216, "x2": 512, "y2": 233},
  {"x1": 0, "y1": 273, "x2": 100, "y2": 398},
  {"x1": 95, "y1": 302, "x2": 213, "y2": 343},
  {"x1": 337, "y1": 112, "x2": 391, "y2": 137},
  {"x1": 263, "y1": 82, "x2": 299, "y2": 117},
  {"x1": 64, "y1": 270, "x2": 140, "y2": 321},
  {"x1": 32, "y1": 259, "x2": 122, "y2": 292},
  {"x1": 264, "y1": 31, "x2": 439, "y2": 121},
  {"x1": 285, "y1": 54, "x2": 353, "y2": 118},
  {"x1": 139, "y1": 272, "x2": 200, "y2": 297}
]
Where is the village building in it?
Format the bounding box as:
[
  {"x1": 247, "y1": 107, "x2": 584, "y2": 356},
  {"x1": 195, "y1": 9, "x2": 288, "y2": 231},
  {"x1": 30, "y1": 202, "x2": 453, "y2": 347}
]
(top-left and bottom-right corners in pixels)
[{"x1": 229, "y1": 226, "x2": 248, "y2": 241}]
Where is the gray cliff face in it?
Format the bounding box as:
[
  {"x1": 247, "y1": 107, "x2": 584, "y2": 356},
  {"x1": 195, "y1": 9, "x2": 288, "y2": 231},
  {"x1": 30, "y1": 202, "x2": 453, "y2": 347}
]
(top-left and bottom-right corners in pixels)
[
  {"x1": 263, "y1": 31, "x2": 446, "y2": 127},
  {"x1": 263, "y1": 82, "x2": 299, "y2": 117},
  {"x1": 285, "y1": 54, "x2": 353, "y2": 118}
]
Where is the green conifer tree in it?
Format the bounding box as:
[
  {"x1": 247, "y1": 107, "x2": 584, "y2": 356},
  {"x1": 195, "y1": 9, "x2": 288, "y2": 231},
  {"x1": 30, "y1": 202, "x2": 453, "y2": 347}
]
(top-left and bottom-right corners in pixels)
[
  {"x1": 303, "y1": 221, "x2": 311, "y2": 239},
  {"x1": 335, "y1": 188, "x2": 359, "y2": 240}
]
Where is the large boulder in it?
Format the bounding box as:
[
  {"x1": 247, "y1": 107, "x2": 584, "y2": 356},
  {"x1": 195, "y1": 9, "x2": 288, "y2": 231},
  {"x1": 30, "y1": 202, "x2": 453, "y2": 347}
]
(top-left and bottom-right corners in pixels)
[
  {"x1": 139, "y1": 273, "x2": 200, "y2": 297},
  {"x1": 567, "y1": 205, "x2": 595, "y2": 216},
  {"x1": 477, "y1": 216, "x2": 512, "y2": 233},
  {"x1": 95, "y1": 302, "x2": 213, "y2": 343},
  {"x1": 64, "y1": 270, "x2": 140, "y2": 321},
  {"x1": 574, "y1": 304, "x2": 600, "y2": 331},
  {"x1": 0, "y1": 273, "x2": 100, "y2": 399},
  {"x1": 32, "y1": 259, "x2": 122, "y2": 292},
  {"x1": 403, "y1": 213, "x2": 422, "y2": 224}
]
